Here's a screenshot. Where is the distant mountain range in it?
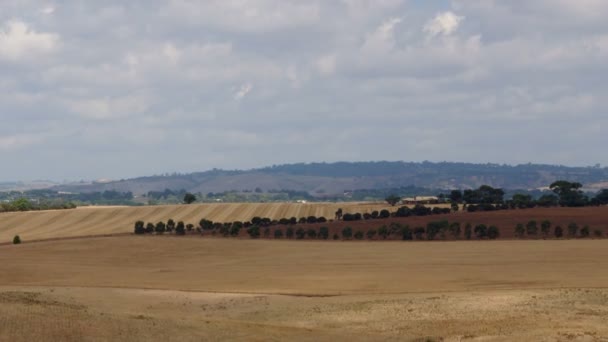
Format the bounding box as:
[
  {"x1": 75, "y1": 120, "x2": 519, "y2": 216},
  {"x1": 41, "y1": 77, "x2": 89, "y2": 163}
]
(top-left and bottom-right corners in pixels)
[{"x1": 50, "y1": 161, "x2": 608, "y2": 196}]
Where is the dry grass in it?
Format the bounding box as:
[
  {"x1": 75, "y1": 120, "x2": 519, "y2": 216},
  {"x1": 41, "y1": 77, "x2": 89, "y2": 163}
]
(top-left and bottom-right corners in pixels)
[
  {"x1": 0, "y1": 202, "x2": 414, "y2": 242},
  {"x1": 2, "y1": 237, "x2": 608, "y2": 341}
]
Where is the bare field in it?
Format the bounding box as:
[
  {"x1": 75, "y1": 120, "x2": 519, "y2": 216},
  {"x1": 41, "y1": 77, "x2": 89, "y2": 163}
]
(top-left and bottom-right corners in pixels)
[
  {"x1": 0, "y1": 202, "x2": 422, "y2": 242},
  {"x1": 2, "y1": 237, "x2": 608, "y2": 341}
]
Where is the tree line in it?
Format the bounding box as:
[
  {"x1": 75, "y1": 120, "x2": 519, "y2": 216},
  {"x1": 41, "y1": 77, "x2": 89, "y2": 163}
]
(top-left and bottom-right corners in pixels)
[
  {"x1": 513, "y1": 220, "x2": 604, "y2": 239},
  {"x1": 135, "y1": 218, "x2": 501, "y2": 241}
]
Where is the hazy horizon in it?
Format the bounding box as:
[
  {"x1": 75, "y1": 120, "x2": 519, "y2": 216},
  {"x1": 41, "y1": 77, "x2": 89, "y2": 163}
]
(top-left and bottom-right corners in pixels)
[{"x1": 2, "y1": 1, "x2": 607, "y2": 180}]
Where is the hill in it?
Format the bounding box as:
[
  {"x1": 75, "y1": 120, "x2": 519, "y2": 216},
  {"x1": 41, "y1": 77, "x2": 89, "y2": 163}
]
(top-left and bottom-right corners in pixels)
[{"x1": 51, "y1": 161, "x2": 608, "y2": 196}]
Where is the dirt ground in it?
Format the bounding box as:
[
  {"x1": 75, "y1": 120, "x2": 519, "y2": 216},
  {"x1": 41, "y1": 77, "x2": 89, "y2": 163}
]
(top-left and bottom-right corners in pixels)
[{"x1": 2, "y1": 237, "x2": 608, "y2": 341}]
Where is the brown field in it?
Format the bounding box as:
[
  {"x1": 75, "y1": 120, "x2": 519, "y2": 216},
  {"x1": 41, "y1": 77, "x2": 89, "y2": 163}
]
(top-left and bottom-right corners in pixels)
[
  {"x1": 3, "y1": 205, "x2": 608, "y2": 340},
  {"x1": 0, "y1": 202, "x2": 422, "y2": 242},
  {"x1": 2, "y1": 202, "x2": 608, "y2": 243},
  {"x1": 2, "y1": 237, "x2": 608, "y2": 341}
]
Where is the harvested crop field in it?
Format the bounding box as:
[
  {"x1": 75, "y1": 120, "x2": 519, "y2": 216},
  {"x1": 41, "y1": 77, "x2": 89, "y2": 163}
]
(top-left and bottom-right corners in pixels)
[
  {"x1": 0, "y1": 202, "x2": 430, "y2": 242},
  {"x1": 2, "y1": 203, "x2": 608, "y2": 243},
  {"x1": 2, "y1": 237, "x2": 608, "y2": 341}
]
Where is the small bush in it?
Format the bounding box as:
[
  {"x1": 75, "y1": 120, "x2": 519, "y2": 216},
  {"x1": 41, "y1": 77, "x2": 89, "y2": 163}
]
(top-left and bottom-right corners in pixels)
[
  {"x1": 319, "y1": 227, "x2": 329, "y2": 240},
  {"x1": 567, "y1": 223, "x2": 579, "y2": 237},
  {"x1": 554, "y1": 226, "x2": 563, "y2": 238},
  {"x1": 487, "y1": 226, "x2": 500, "y2": 239},
  {"x1": 307, "y1": 229, "x2": 317, "y2": 239},
  {"x1": 341, "y1": 227, "x2": 353, "y2": 239},
  {"x1": 274, "y1": 229, "x2": 283, "y2": 239},
  {"x1": 593, "y1": 229, "x2": 603, "y2": 237},
  {"x1": 333, "y1": 233, "x2": 340, "y2": 240},
  {"x1": 354, "y1": 231, "x2": 364, "y2": 240},
  {"x1": 134, "y1": 221, "x2": 145, "y2": 235},
  {"x1": 13, "y1": 235, "x2": 21, "y2": 244},
  {"x1": 295, "y1": 228, "x2": 306, "y2": 240},
  {"x1": 580, "y1": 225, "x2": 590, "y2": 238},
  {"x1": 366, "y1": 229, "x2": 377, "y2": 240},
  {"x1": 286, "y1": 227, "x2": 294, "y2": 239}
]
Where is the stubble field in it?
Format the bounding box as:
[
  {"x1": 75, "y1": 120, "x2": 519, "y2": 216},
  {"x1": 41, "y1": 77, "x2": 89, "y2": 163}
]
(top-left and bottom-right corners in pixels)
[{"x1": 2, "y1": 237, "x2": 608, "y2": 341}]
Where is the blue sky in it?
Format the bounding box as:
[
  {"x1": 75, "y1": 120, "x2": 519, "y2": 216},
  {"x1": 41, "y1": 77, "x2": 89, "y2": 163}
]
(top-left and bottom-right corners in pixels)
[{"x1": 1, "y1": 0, "x2": 607, "y2": 181}]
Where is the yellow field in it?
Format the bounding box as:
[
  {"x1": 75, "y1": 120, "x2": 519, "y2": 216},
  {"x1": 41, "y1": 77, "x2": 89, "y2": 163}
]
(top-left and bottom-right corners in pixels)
[
  {"x1": 2, "y1": 237, "x2": 608, "y2": 341},
  {"x1": 0, "y1": 202, "x2": 407, "y2": 242}
]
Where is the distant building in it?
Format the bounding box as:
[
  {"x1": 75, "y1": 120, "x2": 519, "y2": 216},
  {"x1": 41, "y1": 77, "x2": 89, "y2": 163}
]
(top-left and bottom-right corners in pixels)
[{"x1": 402, "y1": 196, "x2": 439, "y2": 205}]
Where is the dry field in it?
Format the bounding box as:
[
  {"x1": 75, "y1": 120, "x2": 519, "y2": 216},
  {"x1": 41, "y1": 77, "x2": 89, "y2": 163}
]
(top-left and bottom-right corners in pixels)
[
  {"x1": 0, "y1": 202, "x2": 411, "y2": 242},
  {"x1": 2, "y1": 237, "x2": 608, "y2": 341}
]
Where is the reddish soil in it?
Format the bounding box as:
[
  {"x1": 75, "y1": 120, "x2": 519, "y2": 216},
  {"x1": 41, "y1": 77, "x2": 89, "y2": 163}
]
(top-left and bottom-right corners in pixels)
[{"x1": 199, "y1": 206, "x2": 608, "y2": 241}]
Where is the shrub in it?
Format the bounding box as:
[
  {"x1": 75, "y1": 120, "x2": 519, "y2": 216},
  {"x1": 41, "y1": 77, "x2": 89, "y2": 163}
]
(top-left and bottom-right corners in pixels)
[
  {"x1": 333, "y1": 233, "x2": 340, "y2": 240},
  {"x1": 449, "y1": 222, "x2": 461, "y2": 239},
  {"x1": 366, "y1": 229, "x2": 377, "y2": 240},
  {"x1": 354, "y1": 231, "x2": 364, "y2": 240},
  {"x1": 464, "y1": 223, "x2": 472, "y2": 240},
  {"x1": 580, "y1": 225, "x2": 590, "y2": 238},
  {"x1": 166, "y1": 219, "x2": 176, "y2": 234},
  {"x1": 175, "y1": 221, "x2": 186, "y2": 235},
  {"x1": 319, "y1": 227, "x2": 329, "y2": 240},
  {"x1": 298, "y1": 217, "x2": 307, "y2": 224},
  {"x1": 371, "y1": 210, "x2": 379, "y2": 219},
  {"x1": 186, "y1": 224, "x2": 194, "y2": 232},
  {"x1": 145, "y1": 223, "x2": 155, "y2": 234},
  {"x1": 274, "y1": 229, "x2": 283, "y2": 239},
  {"x1": 306, "y1": 229, "x2": 317, "y2": 239},
  {"x1": 230, "y1": 225, "x2": 241, "y2": 237},
  {"x1": 295, "y1": 228, "x2": 306, "y2": 239},
  {"x1": 199, "y1": 219, "x2": 214, "y2": 230},
  {"x1": 341, "y1": 227, "x2": 353, "y2": 239},
  {"x1": 155, "y1": 221, "x2": 166, "y2": 234},
  {"x1": 414, "y1": 227, "x2": 425, "y2": 240},
  {"x1": 134, "y1": 221, "x2": 145, "y2": 235},
  {"x1": 286, "y1": 227, "x2": 294, "y2": 239},
  {"x1": 402, "y1": 226, "x2": 413, "y2": 240},
  {"x1": 540, "y1": 220, "x2": 551, "y2": 237},
  {"x1": 554, "y1": 225, "x2": 563, "y2": 238},
  {"x1": 378, "y1": 225, "x2": 389, "y2": 239},
  {"x1": 487, "y1": 226, "x2": 500, "y2": 239},
  {"x1": 395, "y1": 206, "x2": 411, "y2": 218},
  {"x1": 307, "y1": 216, "x2": 317, "y2": 224},
  {"x1": 567, "y1": 223, "x2": 579, "y2": 237},
  {"x1": 594, "y1": 229, "x2": 603, "y2": 237},
  {"x1": 514, "y1": 223, "x2": 525, "y2": 238},
  {"x1": 379, "y1": 209, "x2": 390, "y2": 218},
  {"x1": 526, "y1": 220, "x2": 538, "y2": 236},
  {"x1": 247, "y1": 226, "x2": 260, "y2": 239},
  {"x1": 13, "y1": 235, "x2": 21, "y2": 244},
  {"x1": 474, "y1": 224, "x2": 488, "y2": 239}
]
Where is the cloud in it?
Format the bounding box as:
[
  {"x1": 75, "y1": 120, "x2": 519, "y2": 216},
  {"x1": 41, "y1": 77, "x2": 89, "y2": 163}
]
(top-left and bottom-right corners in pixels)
[
  {"x1": 234, "y1": 83, "x2": 253, "y2": 100},
  {"x1": 1, "y1": 1, "x2": 608, "y2": 180},
  {"x1": 0, "y1": 20, "x2": 59, "y2": 61},
  {"x1": 424, "y1": 12, "x2": 464, "y2": 37}
]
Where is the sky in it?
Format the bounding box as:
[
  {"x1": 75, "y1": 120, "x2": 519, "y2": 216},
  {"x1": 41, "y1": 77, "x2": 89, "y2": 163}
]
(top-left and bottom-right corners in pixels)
[{"x1": 1, "y1": 0, "x2": 607, "y2": 181}]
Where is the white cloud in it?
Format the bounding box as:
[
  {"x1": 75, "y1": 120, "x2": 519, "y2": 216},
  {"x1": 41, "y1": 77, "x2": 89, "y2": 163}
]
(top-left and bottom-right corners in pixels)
[
  {"x1": 234, "y1": 83, "x2": 253, "y2": 100},
  {"x1": 41, "y1": 5, "x2": 55, "y2": 15},
  {"x1": 0, "y1": 20, "x2": 59, "y2": 61},
  {"x1": 424, "y1": 12, "x2": 464, "y2": 37},
  {"x1": 316, "y1": 54, "x2": 337, "y2": 75}
]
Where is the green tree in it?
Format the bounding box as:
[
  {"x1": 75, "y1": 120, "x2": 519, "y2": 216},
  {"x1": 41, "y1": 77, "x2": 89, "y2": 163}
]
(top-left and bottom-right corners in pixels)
[
  {"x1": 464, "y1": 223, "x2": 472, "y2": 240},
  {"x1": 134, "y1": 220, "x2": 145, "y2": 235},
  {"x1": 550, "y1": 181, "x2": 587, "y2": 207},
  {"x1": 247, "y1": 226, "x2": 261, "y2": 238},
  {"x1": 515, "y1": 223, "x2": 525, "y2": 238},
  {"x1": 540, "y1": 220, "x2": 551, "y2": 237},
  {"x1": 286, "y1": 227, "x2": 294, "y2": 239},
  {"x1": 567, "y1": 223, "x2": 579, "y2": 237},
  {"x1": 366, "y1": 229, "x2": 377, "y2": 240},
  {"x1": 175, "y1": 221, "x2": 186, "y2": 235},
  {"x1": 526, "y1": 220, "x2": 538, "y2": 236},
  {"x1": 385, "y1": 194, "x2": 401, "y2": 206},
  {"x1": 487, "y1": 226, "x2": 500, "y2": 239},
  {"x1": 307, "y1": 229, "x2": 317, "y2": 239},
  {"x1": 274, "y1": 229, "x2": 283, "y2": 239},
  {"x1": 449, "y1": 222, "x2": 461, "y2": 239},
  {"x1": 183, "y1": 193, "x2": 197, "y2": 204},
  {"x1": 166, "y1": 219, "x2": 176, "y2": 233},
  {"x1": 155, "y1": 221, "x2": 166, "y2": 234},
  {"x1": 580, "y1": 225, "x2": 590, "y2": 238},
  {"x1": 295, "y1": 228, "x2": 306, "y2": 239},
  {"x1": 474, "y1": 224, "x2": 488, "y2": 239},
  {"x1": 341, "y1": 227, "x2": 353, "y2": 239},
  {"x1": 554, "y1": 226, "x2": 563, "y2": 238},
  {"x1": 319, "y1": 227, "x2": 329, "y2": 240},
  {"x1": 145, "y1": 222, "x2": 155, "y2": 234},
  {"x1": 13, "y1": 235, "x2": 21, "y2": 244}
]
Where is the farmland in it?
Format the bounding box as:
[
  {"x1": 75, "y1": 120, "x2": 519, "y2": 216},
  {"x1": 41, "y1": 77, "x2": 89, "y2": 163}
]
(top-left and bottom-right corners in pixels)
[
  {"x1": 0, "y1": 202, "x2": 406, "y2": 242},
  {"x1": 2, "y1": 237, "x2": 608, "y2": 341},
  {"x1": 2, "y1": 204, "x2": 608, "y2": 340}
]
